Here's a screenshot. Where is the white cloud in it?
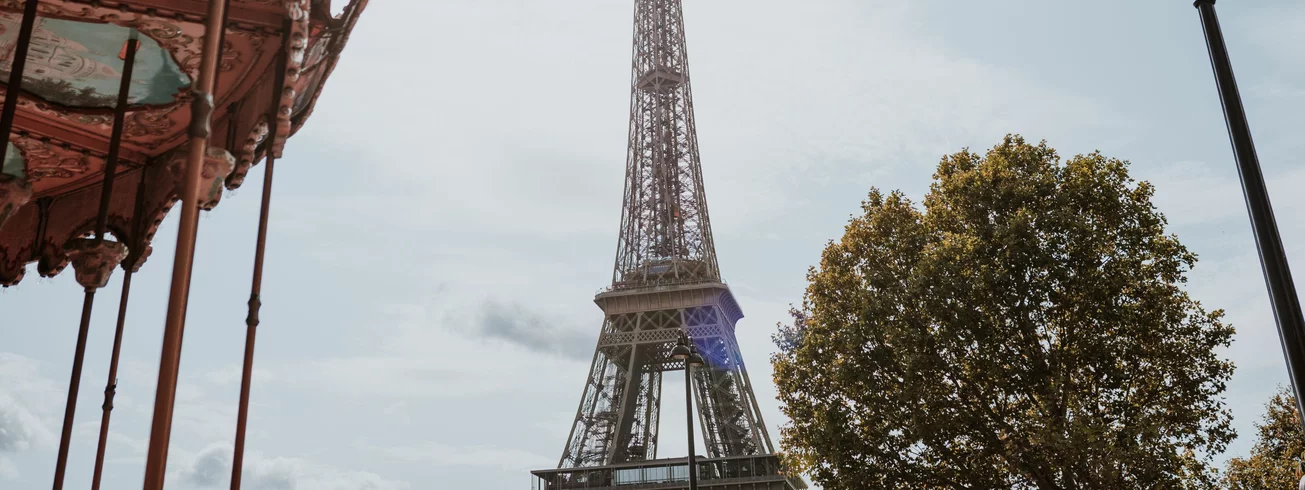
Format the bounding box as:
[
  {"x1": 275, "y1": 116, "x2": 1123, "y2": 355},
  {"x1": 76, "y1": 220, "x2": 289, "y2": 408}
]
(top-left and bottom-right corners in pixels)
[
  {"x1": 272, "y1": 301, "x2": 589, "y2": 402},
  {"x1": 365, "y1": 440, "x2": 552, "y2": 473},
  {"x1": 0, "y1": 354, "x2": 60, "y2": 453},
  {"x1": 0, "y1": 394, "x2": 49, "y2": 453},
  {"x1": 0, "y1": 457, "x2": 16, "y2": 479},
  {"x1": 177, "y1": 443, "x2": 408, "y2": 490}
]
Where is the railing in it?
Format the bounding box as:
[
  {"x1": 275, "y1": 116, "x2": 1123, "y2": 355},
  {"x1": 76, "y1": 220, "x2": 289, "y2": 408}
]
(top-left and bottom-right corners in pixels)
[{"x1": 531, "y1": 454, "x2": 798, "y2": 490}]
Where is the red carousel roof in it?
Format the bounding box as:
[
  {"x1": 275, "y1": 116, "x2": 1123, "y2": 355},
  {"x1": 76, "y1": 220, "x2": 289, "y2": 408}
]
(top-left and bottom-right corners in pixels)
[{"x1": 0, "y1": 0, "x2": 366, "y2": 285}]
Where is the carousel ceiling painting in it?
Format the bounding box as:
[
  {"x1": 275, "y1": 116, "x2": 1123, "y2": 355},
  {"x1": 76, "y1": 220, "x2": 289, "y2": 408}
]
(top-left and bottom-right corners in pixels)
[{"x1": 0, "y1": 12, "x2": 192, "y2": 108}]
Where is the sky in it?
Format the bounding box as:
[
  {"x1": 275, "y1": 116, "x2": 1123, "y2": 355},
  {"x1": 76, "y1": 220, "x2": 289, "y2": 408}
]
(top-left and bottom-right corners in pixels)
[{"x1": 3, "y1": 0, "x2": 1305, "y2": 488}]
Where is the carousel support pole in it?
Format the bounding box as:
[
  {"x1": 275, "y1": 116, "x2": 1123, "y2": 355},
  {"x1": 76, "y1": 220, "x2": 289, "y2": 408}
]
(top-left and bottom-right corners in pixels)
[
  {"x1": 231, "y1": 45, "x2": 286, "y2": 490},
  {"x1": 0, "y1": 0, "x2": 40, "y2": 227},
  {"x1": 142, "y1": 0, "x2": 229, "y2": 487},
  {"x1": 0, "y1": 0, "x2": 38, "y2": 145},
  {"x1": 93, "y1": 35, "x2": 140, "y2": 242},
  {"x1": 90, "y1": 167, "x2": 149, "y2": 490},
  {"x1": 50, "y1": 35, "x2": 138, "y2": 490},
  {"x1": 1194, "y1": 0, "x2": 1305, "y2": 429},
  {"x1": 228, "y1": 128, "x2": 275, "y2": 490}
]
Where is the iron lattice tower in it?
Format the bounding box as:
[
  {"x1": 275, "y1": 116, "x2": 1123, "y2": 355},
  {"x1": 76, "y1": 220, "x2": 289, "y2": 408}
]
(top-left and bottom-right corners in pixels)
[{"x1": 557, "y1": 0, "x2": 775, "y2": 469}]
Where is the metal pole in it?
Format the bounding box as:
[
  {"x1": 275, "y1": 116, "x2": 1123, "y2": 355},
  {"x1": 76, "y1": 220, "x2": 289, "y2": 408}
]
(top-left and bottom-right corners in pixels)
[
  {"x1": 229, "y1": 149, "x2": 271, "y2": 490},
  {"x1": 142, "y1": 0, "x2": 229, "y2": 487},
  {"x1": 52, "y1": 34, "x2": 138, "y2": 490},
  {"x1": 0, "y1": 0, "x2": 39, "y2": 148},
  {"x1": 93, "y1": 34, "x2": 138, "y2": 245},
  {"x1": 1194, "y1": 0, "x2": 1305, "y2": 425},
  {"x1": 685, "y1": 355, "x2": 698, "y2": 490},
  {"x1": 51, "y1": 291, "x2": 95, "y2": 490},
  {"x1": 90, "y1": 167, "x2": 149, "y2": 490},
  {"x1": 94, "y1": 36, "x2": 139, "y2": 243},
  {"x1": 0, "y1": 0, "x2": 39, "y2": 230},
  {"x1": 231, "y1": 47, "x2": 285, "y2": 486}
]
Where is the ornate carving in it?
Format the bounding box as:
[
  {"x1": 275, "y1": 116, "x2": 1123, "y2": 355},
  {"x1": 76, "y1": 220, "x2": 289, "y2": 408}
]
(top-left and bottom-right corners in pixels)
[
  {"x1": 37, "y1": 238, "x2": 68, "y2": 278},
  {"x1": 167, "y1": 147, "x2": 235, "y2": 211},
  {"x1": 291, "y1": 27, "x2": 334, "y2": 116},
  {"x1": 0, "y1": 244, "x2": 27, "y2": 287},
  {"x1": 64, "y1": 238, "x2": 127, "y2": 289},
  {"x1": 131, "y1": 19, "x2": 197, "y2": 56},
  {"x1": 287, "y1": 0, "x2": 370, "y2": 139},
  {"x1": 140, "y1": 196, "x2": 177, "y2": 249},
  {"x1": 12, "y1": 138, "x2": 91, "y2": 182},
  {"x1": 0, "y1": 1, "x2": 99, "y2": 20},
  {"x1": 61, "y1": 112, "x2": 113, "y2": 127},
  {"x1": 20, "y1": 97, "x2": 113, "y2": 128},
  {"x1": 65, "y1": 215, "x2": 133, "y2": 252},
  {"x1": 180, "y1": 39, "x2": 244, "y2": 74},
  {"x1": 0, "y1": 174, "x2": 31, "y2": 229},
  {"x1": 124, "y1": 107, "x2": 180, "y2": 139},
  {"x1": 12, "y1": 94, "x2": 178, "y2": 149},
  {"x1": 274, "y1": 0, "x2": 312, "y2": 157},
  {"x1": 123, "y1": 242, "x2": 152, "y2": 273},
  {"x1": 227, "y1": 119, "x2": 268, "y2": 190}
]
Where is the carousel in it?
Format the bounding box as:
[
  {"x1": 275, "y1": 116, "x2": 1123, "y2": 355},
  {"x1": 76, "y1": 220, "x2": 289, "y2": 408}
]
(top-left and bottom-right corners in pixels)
[{"x1": 0, "y1": 0, "x2": 367, "y2": 489}]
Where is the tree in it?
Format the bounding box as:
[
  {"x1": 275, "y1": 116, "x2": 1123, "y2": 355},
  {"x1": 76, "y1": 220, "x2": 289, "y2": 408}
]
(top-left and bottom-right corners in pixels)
[
  {"x1": 1224, "y1": 387, "x2": 1305, "y2": 489},
  {"x1": 771, "y1": 135, "x2": 1236, "y2": 489}
]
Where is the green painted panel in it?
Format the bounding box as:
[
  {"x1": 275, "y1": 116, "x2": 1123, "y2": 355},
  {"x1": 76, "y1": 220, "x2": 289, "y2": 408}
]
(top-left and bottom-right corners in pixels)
[
  {"x1": 1, "y1": 142, "x2": 22, "y2": 179},
  {"x1": 0, "y1": 14, "x2": 191, "y2": 108}
]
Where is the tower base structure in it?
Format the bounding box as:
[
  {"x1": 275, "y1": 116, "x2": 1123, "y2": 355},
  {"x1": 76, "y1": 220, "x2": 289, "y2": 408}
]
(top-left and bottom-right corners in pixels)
[
  {"x1": 531, "y1": 454, "x2": 805, "y2": 490},
  {"x1": 557, "y1": 282, "x2": 776, "y2": 468}
]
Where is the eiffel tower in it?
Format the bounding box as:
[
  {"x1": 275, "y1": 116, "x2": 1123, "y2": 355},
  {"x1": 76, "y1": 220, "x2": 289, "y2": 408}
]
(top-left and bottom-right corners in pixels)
[{"x1": 531, "y1": 1, "x2": 801, "y2": 489}]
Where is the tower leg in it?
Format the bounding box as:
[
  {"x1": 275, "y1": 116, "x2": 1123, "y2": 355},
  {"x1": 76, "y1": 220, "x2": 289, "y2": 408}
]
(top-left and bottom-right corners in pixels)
[{"x1": 609, "y1": 344, "x2": 644, "y2": 463}]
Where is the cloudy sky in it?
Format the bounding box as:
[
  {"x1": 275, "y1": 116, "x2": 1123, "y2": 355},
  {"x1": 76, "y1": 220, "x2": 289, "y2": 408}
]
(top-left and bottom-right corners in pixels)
[{"x1": 4, "y1": 0, "x2": 1305, "y2": 488}]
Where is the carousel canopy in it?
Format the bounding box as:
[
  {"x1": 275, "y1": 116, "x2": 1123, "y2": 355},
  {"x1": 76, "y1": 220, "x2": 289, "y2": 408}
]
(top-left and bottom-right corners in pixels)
[{"x1": 0, "y1": 0, "x2": 366, "y2": 286}]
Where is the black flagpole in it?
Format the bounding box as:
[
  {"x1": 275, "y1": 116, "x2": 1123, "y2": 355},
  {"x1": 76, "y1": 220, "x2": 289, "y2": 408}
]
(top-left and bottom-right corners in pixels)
[{"x1": 1193, "y1": 0, "x2": 1305, "y2": 428}]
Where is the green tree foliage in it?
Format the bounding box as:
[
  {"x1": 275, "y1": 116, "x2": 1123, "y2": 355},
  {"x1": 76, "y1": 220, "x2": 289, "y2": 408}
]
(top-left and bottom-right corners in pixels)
[
  {"x1": 1224, "y1": 387, "x2": 1305, "y2": 489},
  {"x1": 771, "y1": 135, "x2": 1236, "y2": 489}
]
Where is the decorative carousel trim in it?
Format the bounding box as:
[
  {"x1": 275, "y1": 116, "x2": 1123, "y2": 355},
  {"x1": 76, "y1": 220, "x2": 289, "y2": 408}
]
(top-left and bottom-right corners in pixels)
[
  {"x1": 165, "y1": 146, "x2": 234, "y2": 211},
  {"x1": 65, "y1": 215, "x2": 135, "y2": 252},
  {"x1": 226, "y1": 119, "x2": 268, "y2": 190},
  {"x1": 13, "y1": 137, "x2": 93, "y2": 183},
  {"x1": 0, "y1": 242, "x2": 28, "y2": 286},
  {"x1": 139, "y1": 194, "x2": 176, "y2": 254},
  {"x1": 287, "y1": 0, "x2": 367, "y2": 137},
  {"x1": 0, "y1": 174, "x2": 32, "y2": 229},
  {"x1": 61, "y1": 0, "x2": 283, "y2": 33},
  {"x1": 37, "y1": 237, "x2": 68, "y2": 277},
  {"x1": 123, "y1": 240, "x2": 152, "y2": 273},
  {"x1": 65, "y1": 237, "x2": 127, "y2": 289},
  {"x1": 272, "y1": 0, "x2": 310, "y2": 158}
]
